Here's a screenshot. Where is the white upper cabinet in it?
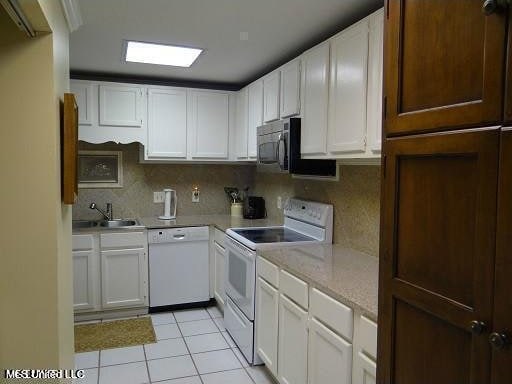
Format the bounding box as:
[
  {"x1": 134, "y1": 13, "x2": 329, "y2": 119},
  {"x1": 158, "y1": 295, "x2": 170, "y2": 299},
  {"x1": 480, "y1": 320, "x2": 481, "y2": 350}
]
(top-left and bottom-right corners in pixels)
[
  {"x1": 300, "y1": 41, "x2": 330, "y2": 156},
  {"x1": 71, "y1": 81, "x2": 94, "y2": 125},
  {"x1": 327, "y1": 18, "x2": 369, "y2": 154},
  {"x1": 146, "y1": 87, "x2": 187, "y2": 159},
  {"x1": 188, "y1": 90, "x2": 230, "y2": 159},
  {"x1": 366, "y1": 8, "x2": 384, "y2": 154},
  {"x1": 99, "y1": 84, "x2": 144, "y2": 127},
  {"x1": 248, "y1": 80, "x2": 264, "y2": 158},
  {"x1": 235, "y1": 88, "x2": 249, "y2": 159},
  {"x1": 263, "y1": 71, "x2": 281, "y2": 123},
  {"x1": 280, "y1": 59, "x2": 301, "y2": 119}
]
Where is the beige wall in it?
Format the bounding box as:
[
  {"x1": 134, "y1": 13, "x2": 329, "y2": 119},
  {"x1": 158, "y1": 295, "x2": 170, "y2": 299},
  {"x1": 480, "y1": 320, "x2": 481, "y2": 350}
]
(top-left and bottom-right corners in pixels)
[
  {"x1": 0, "y1": 0, "x2": 73, "y2": 377},
  {"x1": 74, "y1": 143, "x2": 254, "y2": 220},
  {"x1": 252, "y1": 166, "x2": 381, "y2": 256}
]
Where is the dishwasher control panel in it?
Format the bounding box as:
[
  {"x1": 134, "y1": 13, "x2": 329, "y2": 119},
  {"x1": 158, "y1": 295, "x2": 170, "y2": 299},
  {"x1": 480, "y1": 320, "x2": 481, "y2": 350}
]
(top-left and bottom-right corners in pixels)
[{"x1": 148, "y1": 226, "x2": 209, "y2": 243}]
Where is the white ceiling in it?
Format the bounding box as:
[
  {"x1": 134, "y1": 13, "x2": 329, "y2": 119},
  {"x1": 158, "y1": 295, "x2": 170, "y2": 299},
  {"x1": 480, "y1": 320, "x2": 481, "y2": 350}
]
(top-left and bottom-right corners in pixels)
[{"x1": 70, "y1": 0, "x2": 382, "y2": 87}]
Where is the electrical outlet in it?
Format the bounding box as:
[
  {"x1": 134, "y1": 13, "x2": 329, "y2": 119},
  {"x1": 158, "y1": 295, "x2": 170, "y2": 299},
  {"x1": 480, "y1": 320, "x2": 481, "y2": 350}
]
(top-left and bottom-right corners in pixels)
[
  {"x1": 192, "y1": 187, "x2": 200, "y2": 203},
  {"x1": 277, "y1": 196, "x2": 282, "y2": 209},
  {"x1": 153, "y1": 191, "x2": 165, "y2": 203}
]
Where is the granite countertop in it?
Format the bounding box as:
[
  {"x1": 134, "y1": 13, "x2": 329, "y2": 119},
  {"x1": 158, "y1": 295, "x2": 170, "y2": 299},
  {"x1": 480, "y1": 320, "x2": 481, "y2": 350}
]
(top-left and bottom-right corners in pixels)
[
  {"x1": 139, "y1": 214, "x2": 283, "y2": 232},
  {"x1": 258, "y1": 244, "x2": 379, "y2": 321}
]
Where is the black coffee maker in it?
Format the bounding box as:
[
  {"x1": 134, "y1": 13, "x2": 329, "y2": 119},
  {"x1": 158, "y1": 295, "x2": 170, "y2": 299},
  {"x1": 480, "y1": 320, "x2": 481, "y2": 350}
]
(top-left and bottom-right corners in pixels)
[{"x1": 243, "y1": 196, "x2": 266, "y2": 219}]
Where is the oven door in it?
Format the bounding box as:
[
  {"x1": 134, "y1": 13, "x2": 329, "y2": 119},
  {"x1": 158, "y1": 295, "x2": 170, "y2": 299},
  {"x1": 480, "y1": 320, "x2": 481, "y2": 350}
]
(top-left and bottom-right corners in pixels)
[{"x1": 225, "y1": 236, "x2": 256, "y2": 320}]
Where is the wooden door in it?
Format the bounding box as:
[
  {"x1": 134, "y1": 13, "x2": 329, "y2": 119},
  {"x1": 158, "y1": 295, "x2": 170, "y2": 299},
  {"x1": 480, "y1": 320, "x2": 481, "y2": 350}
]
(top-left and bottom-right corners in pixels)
[
  {"x1": 278, "y1": 294, "x2": 308, "y2": 384},
  {"x1": 255, "y1": 276, "x2": 279, "y2": 375},
  {"x1": 101, "y1": 248, "x2": 146, "y2": 309},
  {"x1": 384, "y1": 0, "x2": 507, "y2": 136},
  {"x1": 327, "y1": 18, "x2": 369, "y2": 154},
  {"x1": 147, "y1": 87, "x2": 187, "y2": 159},
  {"x1": 504, "y1": 7, "x2": 512, "y2": 123},
  {"x1": 308, "y1": 317, "x2": 353, "y2": 384},
  {"x1": 491, "y1": 127, "x2": 512, "y2": 384},
  {"x1": 300, "y1": 41, "x2": 330, "y2": 156},
  {"x1": 378, "y1": 127, "x2": 500, "y2": 384}
]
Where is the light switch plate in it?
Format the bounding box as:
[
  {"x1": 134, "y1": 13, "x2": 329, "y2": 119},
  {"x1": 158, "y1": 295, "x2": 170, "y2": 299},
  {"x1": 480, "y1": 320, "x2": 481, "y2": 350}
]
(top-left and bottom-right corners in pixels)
[
  {"x1": 192, "y1": 190, "x2": 200, "y2": 203},
  {"x1": 154, "y1": 191, "x2": 165, "y2": 203}
]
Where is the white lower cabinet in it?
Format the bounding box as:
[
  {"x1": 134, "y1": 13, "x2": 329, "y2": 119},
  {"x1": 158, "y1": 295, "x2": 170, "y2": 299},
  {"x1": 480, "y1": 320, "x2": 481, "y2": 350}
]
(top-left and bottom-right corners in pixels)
[
  {"x1": 72, "y1": 231, "x2": 148, "y2": 315},
  {"x1": 308, "y1": 317, "x2": 353, "y2": 384},
  {"x1": 101, "y1": 248, "x2": 147, "y2": 309},
  {"x1": 213, "y1": 242, "x2": 226, "y2": 308},
  {"x1": 353, "y1": 352, "x2": 376, "y2": 384},
  {"x1": 73, "y1": 250, "x2": 100, "y2": 312},
  {"x1": 278, "y1": 294, "x2": 308, "y2": 384},
  {"x1": 256, "y1": 276, "x2": 279, "y2": 376}
]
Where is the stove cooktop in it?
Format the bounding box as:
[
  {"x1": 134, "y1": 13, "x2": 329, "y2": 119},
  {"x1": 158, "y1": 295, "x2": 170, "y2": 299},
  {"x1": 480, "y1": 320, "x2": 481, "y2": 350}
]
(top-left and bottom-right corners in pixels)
[{"x1": 231, "y1": 227, "x2": 315, "y2": 244}]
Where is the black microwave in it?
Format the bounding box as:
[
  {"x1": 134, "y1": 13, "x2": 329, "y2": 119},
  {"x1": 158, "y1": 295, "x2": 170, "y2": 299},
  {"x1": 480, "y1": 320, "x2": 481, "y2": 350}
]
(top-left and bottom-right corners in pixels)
[{"x1": 256, "y1": 118, "x2": 336, "y2": 176}]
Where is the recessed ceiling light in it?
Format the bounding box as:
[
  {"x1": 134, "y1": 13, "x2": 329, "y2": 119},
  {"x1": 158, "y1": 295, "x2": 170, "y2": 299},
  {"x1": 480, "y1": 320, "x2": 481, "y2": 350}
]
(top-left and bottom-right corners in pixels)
[{"x1": 125, "y1": 41, "x2": 203, "y2": 67}]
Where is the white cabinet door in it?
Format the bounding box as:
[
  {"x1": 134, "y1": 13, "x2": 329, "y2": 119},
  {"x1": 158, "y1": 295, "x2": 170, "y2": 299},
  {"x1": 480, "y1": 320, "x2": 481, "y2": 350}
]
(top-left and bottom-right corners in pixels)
[
  {"x1": 301, "y1": 42, "x2": 330, "y2": 156},
  {"x1": 280, "y1": 60, "x2": 301, "y2": 118},
  {"x1": 278, "y1": 294, "x2": 308, "y2": 384},
  {"x1": 255, "y1": 277, "x2": 279, "y2": 376},
  {"x1": 353, "y1": 352, "x2": 377, "y2": 384},
  {"x1": 188, "y1": 91, "x2": 230, "y2": 158},
  {"x1": 235, "y1": 88, "x2": 249, "y2": 159},
  {"x1": 366, "y1": 8, "x2": 384, "y2": 154},
  {"x1": 308, "y1": 318, "x2": 353, "y2": 384},
  {"x1": 263, "y1": 71, "x2": 280, "y2": 123},
  {"x1": 72, "y1": 249, "x2": 99, "y2": 311},
  {"x1": 147, "y1": 87, "x2": 187, "y2": 159},
  {"x1": 101, "y1": 248, "x2": 147, "y2": 309},
  {"x1": 213, "y1": 242, "x2": 226, "y2": 309},
  {"x1": 99, "y1": 84, "x2": 143, "y2": 127},
  {"x1": 71, "y1": 81, "x2": 94, "y2": 125},
  {"x1": 247, "y1": 80, "x2": 263, "y2": 158},
  {"x1": 328, "y1": 19, "x2": 369, "y2": 154}
]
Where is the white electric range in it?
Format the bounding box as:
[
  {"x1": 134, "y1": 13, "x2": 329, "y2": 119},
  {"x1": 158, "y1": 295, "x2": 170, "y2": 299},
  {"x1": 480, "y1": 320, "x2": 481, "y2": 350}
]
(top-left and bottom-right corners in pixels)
[{"x1": 224, "y1": 198, "x2": 333, "y2": 364}]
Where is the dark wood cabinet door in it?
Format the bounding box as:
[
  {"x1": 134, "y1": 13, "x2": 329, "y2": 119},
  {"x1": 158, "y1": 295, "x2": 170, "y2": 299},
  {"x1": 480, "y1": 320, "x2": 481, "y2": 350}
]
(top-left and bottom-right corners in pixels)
[
  {"x1": 491, "y1": 128, "x2": 512, "y2": 384},
  {"x1": 505, "y1": 8, "x2": 512, "y2": 122},
  {"x1": 384, "y1": 0, "x2": 507, "y2": 136},
  {"x1": 377, "y1": 128, "x2": 500, "y2": 384}
]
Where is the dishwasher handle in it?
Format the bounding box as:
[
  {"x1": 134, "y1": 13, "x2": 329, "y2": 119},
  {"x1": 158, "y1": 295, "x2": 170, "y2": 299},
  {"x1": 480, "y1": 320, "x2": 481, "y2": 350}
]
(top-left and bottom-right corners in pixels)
[{"x1": 172, "y1": 234, "x2": 186, "y2": 240}]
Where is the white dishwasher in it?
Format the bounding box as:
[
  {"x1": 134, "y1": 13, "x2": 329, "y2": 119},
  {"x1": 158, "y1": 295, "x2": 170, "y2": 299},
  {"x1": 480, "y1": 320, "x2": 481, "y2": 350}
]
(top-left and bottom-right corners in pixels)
[{"x1": 148, "y1": 226, "x2": 210, "y2": 309}]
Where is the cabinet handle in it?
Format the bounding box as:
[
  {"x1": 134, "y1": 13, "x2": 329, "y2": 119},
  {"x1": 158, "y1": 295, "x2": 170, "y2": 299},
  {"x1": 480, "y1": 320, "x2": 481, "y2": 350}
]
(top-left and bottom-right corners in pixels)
[
  {"x1": 482, "y1": 0, "x2": 509, "y2": 15},
  {"x1": 470, "y1": 320, "x2": 487, "y2": 335},
  {"x1": 489, "y1": 332, "x2": 510, "y2": 350}
]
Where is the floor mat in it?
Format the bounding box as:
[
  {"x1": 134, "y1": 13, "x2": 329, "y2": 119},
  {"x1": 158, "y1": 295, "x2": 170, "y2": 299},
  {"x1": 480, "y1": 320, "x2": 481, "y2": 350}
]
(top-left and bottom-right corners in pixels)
[{"x1": 75, "y1": 317, "x2": 156, "y2": 353}]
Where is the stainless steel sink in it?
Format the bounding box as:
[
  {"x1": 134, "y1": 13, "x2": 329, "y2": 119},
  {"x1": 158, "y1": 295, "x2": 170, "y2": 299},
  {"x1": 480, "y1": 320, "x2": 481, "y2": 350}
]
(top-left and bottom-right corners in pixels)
[
  {"x1": 99, "y1": 219, "x2": 138, "y2": 228},
  {"x1": 72, "y1": 220, "x2": 98, "y2": 229}
]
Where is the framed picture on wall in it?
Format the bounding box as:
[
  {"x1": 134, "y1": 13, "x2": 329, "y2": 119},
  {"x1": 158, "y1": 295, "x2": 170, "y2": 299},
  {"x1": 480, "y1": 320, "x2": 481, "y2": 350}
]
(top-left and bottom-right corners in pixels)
[{"x1": 78, "y1": 150, "x2": 123, "y2": 188}]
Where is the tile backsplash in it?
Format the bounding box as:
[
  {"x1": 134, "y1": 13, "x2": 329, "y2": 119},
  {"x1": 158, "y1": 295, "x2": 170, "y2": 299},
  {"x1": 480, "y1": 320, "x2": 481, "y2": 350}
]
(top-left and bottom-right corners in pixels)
[
  {"x1": 251, "y1": 166, "x2": 381, "y2": 256},
  {"x1": 74, "y1": 143, "x2": 254, "y2": 220},
  {"x1": 74, "y1": 143, "x2": 380, "y2": 256}
]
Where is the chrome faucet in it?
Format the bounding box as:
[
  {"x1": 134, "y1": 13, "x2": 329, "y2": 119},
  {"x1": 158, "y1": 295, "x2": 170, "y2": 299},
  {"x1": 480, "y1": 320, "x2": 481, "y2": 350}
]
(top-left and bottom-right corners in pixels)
[{"x1": 89, "y1": 202, "x2": 113, "y2": 221}]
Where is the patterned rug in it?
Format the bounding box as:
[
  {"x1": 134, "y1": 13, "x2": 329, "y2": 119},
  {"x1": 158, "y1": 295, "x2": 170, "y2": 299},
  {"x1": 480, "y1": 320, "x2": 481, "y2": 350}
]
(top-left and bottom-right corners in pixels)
[{"x1": 75, "y1": 317, "x2": 156, "y2": 353}]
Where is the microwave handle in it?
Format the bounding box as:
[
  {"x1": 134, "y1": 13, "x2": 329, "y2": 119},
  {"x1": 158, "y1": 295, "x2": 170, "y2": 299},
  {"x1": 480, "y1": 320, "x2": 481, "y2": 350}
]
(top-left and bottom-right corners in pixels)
[{"x1": 276, "y1": 134, "x2": 285, "y2": 171}]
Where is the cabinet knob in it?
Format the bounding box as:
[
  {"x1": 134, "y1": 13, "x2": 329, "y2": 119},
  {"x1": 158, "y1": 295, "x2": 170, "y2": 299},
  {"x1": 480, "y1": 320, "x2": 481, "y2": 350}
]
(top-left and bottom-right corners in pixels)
[
  {"x1": 489, "y1": 332, "x2": 510, "y2": 350},
  {"x1": 482, "y1": 0, "x2": 508, "y2": 15},
  {"x1": 470, "y1": 320, "x2": 487, "y2": 335}
]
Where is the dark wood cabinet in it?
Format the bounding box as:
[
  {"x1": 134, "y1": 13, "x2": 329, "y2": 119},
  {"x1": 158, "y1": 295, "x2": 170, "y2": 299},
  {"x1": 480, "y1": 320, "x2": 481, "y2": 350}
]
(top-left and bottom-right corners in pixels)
[
  {"x1": 384, "y1": 0, "x2": 507, "y2": 136},
  {"x1": 378, "y1": 128, "x2": 500, "y2": 384},
  {"x1": 491, "y1": 128, "x2": 512, "y2": 384}
]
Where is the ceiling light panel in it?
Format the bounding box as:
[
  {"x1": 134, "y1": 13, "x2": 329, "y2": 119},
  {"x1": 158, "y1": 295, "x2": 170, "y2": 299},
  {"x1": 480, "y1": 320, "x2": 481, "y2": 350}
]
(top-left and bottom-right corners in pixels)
[{"x1": 125, "y1": 41, "x2": 203, "y2": 67}]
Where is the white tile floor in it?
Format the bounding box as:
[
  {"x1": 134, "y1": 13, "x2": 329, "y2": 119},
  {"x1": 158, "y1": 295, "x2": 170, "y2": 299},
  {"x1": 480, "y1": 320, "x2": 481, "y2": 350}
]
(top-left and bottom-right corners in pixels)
[{"x1": 74, "y1": 307, "x2": 277, "y2": 384}]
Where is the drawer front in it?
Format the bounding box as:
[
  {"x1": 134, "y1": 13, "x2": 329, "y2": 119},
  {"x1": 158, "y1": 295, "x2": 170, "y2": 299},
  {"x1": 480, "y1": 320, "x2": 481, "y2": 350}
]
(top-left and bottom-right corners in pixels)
[
  {"x1": 72, "y1": 234, "x2": 94, "y2": 251},
  {"x1": 310, "y1": 288, "x2": 353, "y2": 341},
  {"x1": 257, "y1": 257, "x2": 279, "y2": 288},
  {"x1": 279, "y1": 269, "x2": 308, "y2": 309},
  {"x1": 214, "y1": 228, "x2": 225, "y2": 247},
  {"x1": 100, "y1": 231, "x2": 146, "y2": 249},
  {"x1": 359, "y1": 315, "x2": 377, "y2": 360}
]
